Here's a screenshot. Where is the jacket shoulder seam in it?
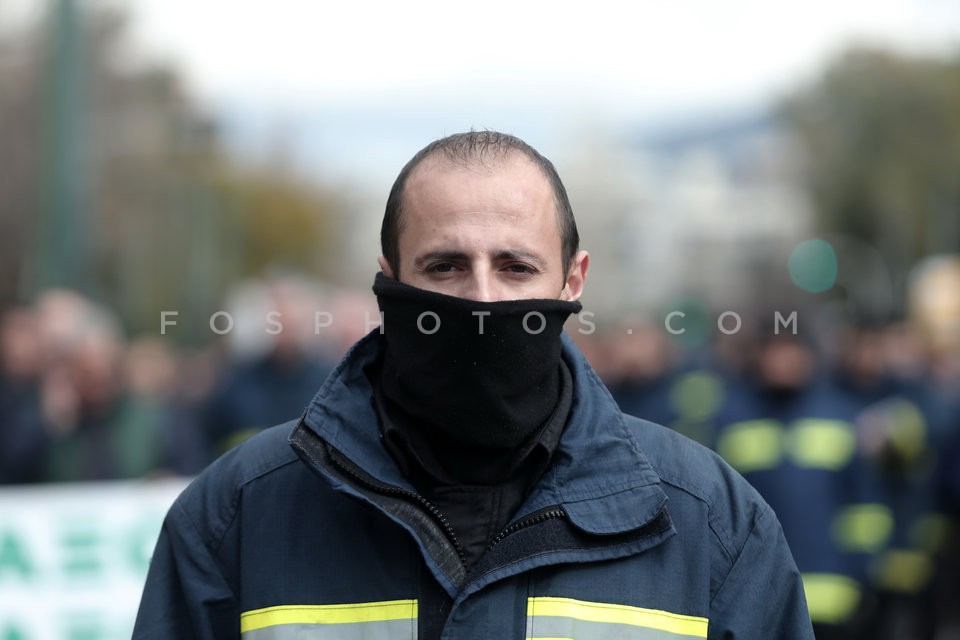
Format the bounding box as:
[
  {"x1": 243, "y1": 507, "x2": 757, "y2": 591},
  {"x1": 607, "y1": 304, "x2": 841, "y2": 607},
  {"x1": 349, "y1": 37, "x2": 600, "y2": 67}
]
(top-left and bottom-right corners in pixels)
[
  {"x1": 708, "y1": 502, "x2": 772, "y2": 605},
  {"x1": 180, "y1": 423, "x2": 301, "y2": 556},
  {"x1": 654, "y1": 471, "x2": 737, "y2": 564},
  {"x1": 210, "y1": 454, "x2": 300, "y2": 555}
]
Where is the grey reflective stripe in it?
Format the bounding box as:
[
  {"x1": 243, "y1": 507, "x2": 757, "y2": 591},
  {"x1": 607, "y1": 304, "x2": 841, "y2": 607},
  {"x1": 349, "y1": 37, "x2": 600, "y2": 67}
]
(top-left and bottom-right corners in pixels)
[
  {"x1": 527, "y1": 615, "x2": 705, "y2": 640},
  {"x1": 242, "y1": 618, "x2": 416, "y2": 640}
]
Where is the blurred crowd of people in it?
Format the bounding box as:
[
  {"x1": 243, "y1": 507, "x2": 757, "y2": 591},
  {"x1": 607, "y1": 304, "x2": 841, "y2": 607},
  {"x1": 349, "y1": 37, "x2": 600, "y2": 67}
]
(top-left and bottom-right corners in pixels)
[
  {"x1": 583, "y1": 311, "x2": 960, "y2": 640},
  {"x1": 0, "y1": 278, "x2": 376, "y2": 484},
  {"x1": 2, "y1": 280, "x2": 960, "y2": 639}
]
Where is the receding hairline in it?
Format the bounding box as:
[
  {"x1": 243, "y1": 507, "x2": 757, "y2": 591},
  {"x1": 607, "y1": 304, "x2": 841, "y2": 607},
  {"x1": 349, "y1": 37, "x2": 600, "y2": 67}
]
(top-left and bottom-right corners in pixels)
[
  {"x1": 381, "y1": 130, "x2": 580, "y2": 277},
  {"x1": 395, "y1": 148, "x2": 564, "y2": 237}
]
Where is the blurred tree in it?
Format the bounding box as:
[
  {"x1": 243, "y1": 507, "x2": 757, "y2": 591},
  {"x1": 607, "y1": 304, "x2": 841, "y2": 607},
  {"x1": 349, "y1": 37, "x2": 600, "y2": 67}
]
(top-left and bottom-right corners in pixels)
[
  {"x1": 782, "y1": 47, "x2": 960, "y2": 284},
  {"x1": 0, "y1": 9, "x2": 43, "y2": 304},
  {"x1": 217, "y1": 169, "x2": 334, "y2": 278},
  {"x1": 0, "y1": 2, "x2": 342, "y2": 343},
  {"x1": 37, "y1": 0, "x2": 92, "y2": 296}
]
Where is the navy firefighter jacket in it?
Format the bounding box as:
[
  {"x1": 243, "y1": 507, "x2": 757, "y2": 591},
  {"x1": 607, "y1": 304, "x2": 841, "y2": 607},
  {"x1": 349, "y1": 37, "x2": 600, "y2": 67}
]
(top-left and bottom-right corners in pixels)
[{"x1": 133, "y1": 332, "x2": 813, "y2": 639}]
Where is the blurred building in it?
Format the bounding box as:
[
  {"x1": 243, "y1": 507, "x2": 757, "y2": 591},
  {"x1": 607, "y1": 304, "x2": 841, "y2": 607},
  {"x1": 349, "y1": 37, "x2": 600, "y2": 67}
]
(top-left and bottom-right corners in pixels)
[{"x1": 560, "y1": 112, "x2": 813, "y2": 318}]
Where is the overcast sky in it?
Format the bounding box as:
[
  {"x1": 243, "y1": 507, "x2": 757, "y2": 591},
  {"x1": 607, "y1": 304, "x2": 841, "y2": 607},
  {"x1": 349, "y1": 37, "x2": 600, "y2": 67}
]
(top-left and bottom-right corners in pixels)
[
  {"x1": 128, "y1": 0, "x2": 960, "y2": 110},
  {"x1": 5, "y1": 0, "x2": 960, "y2": 179}
]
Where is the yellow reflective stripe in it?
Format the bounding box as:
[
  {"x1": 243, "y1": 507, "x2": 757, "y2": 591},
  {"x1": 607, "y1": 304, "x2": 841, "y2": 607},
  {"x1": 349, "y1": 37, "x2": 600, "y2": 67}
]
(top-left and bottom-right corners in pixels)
[
  {"x1": 910, "y1": 513, "x2": 953, "y2": 552},
  {"x1": 872, "y1": 550, "x2": 933, "y2": 593},
  {"x1": 716, "y1": 419, "x2": 783, "y2": 473},
  {"x1": 527, "y1": 597, "x2": 708, "y2": 638},
  {"x1": 886, "y1": 399, "x2": 926, "y2": 462},
  {"x1": 801, "y1": 574, "x2": 860, "y2": 624},
  {"x1": 669, "y1": 371, "x2": 724, "y2": 422},
  {"x1": 832, "y1": 503, "x2": 893, "y2": 552},
  {"x1": 787, "y1": 419, "x2": 856, "y2": 470},
  {"x1": 240, "y1": 600, "x2": 418, "y2": 633}
]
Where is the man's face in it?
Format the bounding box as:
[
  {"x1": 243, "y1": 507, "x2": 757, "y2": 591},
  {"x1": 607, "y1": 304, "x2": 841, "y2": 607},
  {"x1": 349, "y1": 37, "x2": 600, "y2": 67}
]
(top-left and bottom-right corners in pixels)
[{"x1": 379, "y1": 153, "x2": 588, "y2": 302}]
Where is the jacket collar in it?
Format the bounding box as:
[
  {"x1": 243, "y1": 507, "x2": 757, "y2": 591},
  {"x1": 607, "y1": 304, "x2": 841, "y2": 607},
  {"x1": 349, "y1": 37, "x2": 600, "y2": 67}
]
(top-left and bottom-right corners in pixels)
[{"x1": 300, "y1": 331, "x2": 667, "y2": 536}]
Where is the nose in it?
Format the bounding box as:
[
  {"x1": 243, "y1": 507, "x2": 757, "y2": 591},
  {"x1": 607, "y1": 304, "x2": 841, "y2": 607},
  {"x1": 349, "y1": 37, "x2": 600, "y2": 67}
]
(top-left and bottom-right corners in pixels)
[{"x1": 461, "y1": 272, "x2": 497, "y2": 302}]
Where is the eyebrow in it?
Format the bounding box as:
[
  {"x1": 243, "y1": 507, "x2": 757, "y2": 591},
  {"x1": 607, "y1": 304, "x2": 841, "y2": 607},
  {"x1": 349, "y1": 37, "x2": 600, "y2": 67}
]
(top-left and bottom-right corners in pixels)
[
  {"x1": 492, "y1": 249, "x2": 547, "y2": 268},
  {"x1": 414, "y1": 249, "x2": 547, "y2": 269},
  {"x1": 414, "y1": 251, "x2": 471, "y2": 269}
]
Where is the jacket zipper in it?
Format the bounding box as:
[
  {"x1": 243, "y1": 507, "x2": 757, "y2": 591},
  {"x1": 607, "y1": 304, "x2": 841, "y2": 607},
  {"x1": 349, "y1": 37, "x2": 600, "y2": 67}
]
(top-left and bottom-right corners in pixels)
[
  {"x1": 485, "y1": 507, "x2": 567, "y2": 552},
  {"x1": 326, "y1": 446, "x2": 467, "y2": 563}
]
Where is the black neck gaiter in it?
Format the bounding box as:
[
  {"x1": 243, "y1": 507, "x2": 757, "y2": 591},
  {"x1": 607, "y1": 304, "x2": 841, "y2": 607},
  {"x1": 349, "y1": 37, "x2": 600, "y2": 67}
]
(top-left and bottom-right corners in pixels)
[{"x1": 373, "y1": 272, "x2": 581, "y2": 452}]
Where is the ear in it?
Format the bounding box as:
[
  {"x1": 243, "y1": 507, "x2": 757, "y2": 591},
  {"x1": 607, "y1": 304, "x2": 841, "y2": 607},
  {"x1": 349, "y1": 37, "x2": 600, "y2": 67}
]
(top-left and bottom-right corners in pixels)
[
  {"x1": 560, "y1": 251, "x2": 589, "y2": 301},
  {"x1": 377, "y1": 256, "x2": 395, "y2": 279}
]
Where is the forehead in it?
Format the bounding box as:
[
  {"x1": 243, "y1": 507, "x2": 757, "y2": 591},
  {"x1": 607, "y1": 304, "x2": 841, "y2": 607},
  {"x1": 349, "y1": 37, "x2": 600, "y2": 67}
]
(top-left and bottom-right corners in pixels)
[
  {"x1": 402, "y1": 152, "x2": 555, "y2": 220},
  {"x1": 393, "y1": 152, "x2": 564, "y2": 269}
]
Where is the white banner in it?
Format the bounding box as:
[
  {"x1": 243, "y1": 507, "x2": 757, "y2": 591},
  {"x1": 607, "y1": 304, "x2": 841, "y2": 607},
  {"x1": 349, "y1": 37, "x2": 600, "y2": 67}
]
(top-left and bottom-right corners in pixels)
[{"x1": 0, "y1": 478, "x2": 188, "y2": 640}]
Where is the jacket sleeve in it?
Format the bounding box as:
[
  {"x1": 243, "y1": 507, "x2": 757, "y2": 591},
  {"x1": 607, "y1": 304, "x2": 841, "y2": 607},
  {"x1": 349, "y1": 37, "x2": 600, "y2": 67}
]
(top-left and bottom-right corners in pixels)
[
  {"x1": 132, "y1": 499, "x2": 240, "y2": 639},
  {"x1": 708, "y1": 505, "x2": 814, "y2": 639}
]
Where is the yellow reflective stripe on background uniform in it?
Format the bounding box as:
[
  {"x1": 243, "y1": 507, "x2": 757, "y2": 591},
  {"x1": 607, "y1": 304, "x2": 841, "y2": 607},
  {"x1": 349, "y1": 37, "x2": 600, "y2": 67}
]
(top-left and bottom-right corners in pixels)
[
  {"x1": 873, "y1": 549, "x2": 933, "y2": 593},
  {"x1": 801, "y1": 573, "x2": 860, "y2": 625},
  {"x1": 526, "y1": 597, "x2": 708, "y2": 640},
  {"x1": 832, "y1": 503, "x2": 894, "y2": 552},
  {"x1": 240, "y1": 600, "x2": 417, "y2": 640},
  {"x1": 787, "y1": 419, "x2": 856, "y2": 470},
  {"x1": 716, "y1": 419, "x2": 784, "y2": 473},
  {"x1": 885, "y1": 399, "x2": 927, "y2": 462},
  {"x1": 910, "y1": 513, "x2": 954, "y2": 552}
]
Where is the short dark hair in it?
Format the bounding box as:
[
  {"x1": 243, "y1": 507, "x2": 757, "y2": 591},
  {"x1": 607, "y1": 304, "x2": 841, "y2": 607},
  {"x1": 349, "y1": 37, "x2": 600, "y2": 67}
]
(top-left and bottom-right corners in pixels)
[{"x1": 380, "y1": 130, "x2": 580, "y2": 276}]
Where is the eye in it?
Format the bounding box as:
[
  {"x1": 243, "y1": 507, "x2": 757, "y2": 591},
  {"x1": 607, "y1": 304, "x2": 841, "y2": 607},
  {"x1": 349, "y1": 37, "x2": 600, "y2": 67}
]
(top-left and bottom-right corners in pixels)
[
  {"x1": 503, "y1": 263, "x2": 537, "y2": 275},
  {"x1": 426, "y1": 262, "x2": 460, "y2": 274}
]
